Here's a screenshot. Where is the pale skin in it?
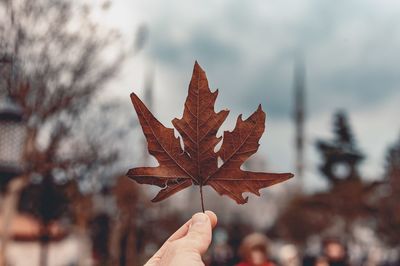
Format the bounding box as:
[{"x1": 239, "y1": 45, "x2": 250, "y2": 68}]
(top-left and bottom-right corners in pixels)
[{"x1": 145, "y1": 211, "x2": 218, "y2": 266}]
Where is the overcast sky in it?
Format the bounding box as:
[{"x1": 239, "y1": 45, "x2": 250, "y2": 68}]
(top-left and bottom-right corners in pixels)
[{"x1": 99, "y1": 0, "x2": 400, "y2": 193}]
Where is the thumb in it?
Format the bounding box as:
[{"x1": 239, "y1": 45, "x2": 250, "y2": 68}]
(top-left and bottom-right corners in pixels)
[{"x1": 182, "y1": 212, "x2": 212, "y2": 255}]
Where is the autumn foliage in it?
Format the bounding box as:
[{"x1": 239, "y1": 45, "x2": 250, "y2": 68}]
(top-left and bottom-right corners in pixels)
[{"x1": 127, "y1": 62, "x2": 293, "y2": 210}]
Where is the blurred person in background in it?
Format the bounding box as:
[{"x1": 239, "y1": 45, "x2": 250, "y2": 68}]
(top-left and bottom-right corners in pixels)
[
  {"x1": 279, "y1": 244, "x2": 301, "y2": 266},
  {"x1": 303, "y1": 256, "x2": 329, "y2": 266},
  {"x1": 322, "y1": 238, "x2": 349, "y2": 266},
  {"x1": 210, "y1": 227, "x2": 235, "y2": 266},
  {"x1": 236, "y1": 233, "x2": 275, "y2": 266}
]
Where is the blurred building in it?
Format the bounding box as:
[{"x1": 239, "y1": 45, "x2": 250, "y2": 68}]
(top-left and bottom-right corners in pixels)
[
  {"x1": 0, "y1": 213, "x2": 86, "y2": 266},
  {"x1": 293, "y1": 57, "x2": 306, "y2": 182}
]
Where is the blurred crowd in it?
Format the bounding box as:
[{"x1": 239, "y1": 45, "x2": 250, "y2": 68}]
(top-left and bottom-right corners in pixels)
[{"x1": 205, "y1": 232, "x2": 399, "y2": 266}]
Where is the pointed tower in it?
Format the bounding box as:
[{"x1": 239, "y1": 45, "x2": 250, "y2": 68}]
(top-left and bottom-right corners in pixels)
[
  {"x1": 142, "y1": 68, "x2": 154, "y2": 165},
  {"x1": 143, "y1": 68, "x2": 154, "y2": 112},
  {"x1": 293, "y1": 57, "x2": 306, "y2": 180}
]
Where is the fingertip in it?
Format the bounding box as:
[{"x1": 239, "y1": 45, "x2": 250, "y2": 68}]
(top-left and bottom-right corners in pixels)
[
  {"x1": 191, "y1": 212, "x2": 209, "y2": 225},
  {"x1": 205, "y1": 210, "x2": 217, "y2": 228}
]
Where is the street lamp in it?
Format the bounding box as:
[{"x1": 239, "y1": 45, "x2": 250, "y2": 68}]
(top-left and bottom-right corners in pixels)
[{"x1": 0, "y1": 97, "x2": 27, "y2": 188}]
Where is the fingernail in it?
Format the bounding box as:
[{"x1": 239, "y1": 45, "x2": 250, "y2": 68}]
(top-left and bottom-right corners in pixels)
[{"x1": 192, "y1": 213, "x2": 208, "y2": 225}]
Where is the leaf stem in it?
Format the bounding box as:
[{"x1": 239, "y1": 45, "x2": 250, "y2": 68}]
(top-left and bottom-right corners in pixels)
[{"x1": 200, "y1": 185, "x2": 205, "y2": 213}]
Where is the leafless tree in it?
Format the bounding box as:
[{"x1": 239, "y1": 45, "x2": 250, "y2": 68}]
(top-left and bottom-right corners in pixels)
[
  {"x1": 0, "y1": 0, "x2": 126, "y2": 179},
  {"x1": 0, "y1": 1, "x2": 135, "y2": 265}
]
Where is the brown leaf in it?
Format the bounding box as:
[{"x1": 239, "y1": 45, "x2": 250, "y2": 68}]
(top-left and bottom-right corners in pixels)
[{"x1": 127, "y1": 62, "x2": 293, "y2": 207}]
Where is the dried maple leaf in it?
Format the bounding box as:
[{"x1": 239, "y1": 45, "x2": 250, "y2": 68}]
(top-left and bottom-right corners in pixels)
[{"x1": 127, "y1": 62, "x2": 293, "y2": 211}]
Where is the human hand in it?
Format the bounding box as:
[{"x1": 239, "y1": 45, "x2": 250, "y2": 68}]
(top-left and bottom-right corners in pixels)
[{"x1": 145, "y1": 211, "x2": 217, "y2": 266}]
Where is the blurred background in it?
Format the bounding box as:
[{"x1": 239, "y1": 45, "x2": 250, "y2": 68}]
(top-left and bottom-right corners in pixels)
[{"x1": 0, "y1": 0, "x2": 399, "y2": 265}]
